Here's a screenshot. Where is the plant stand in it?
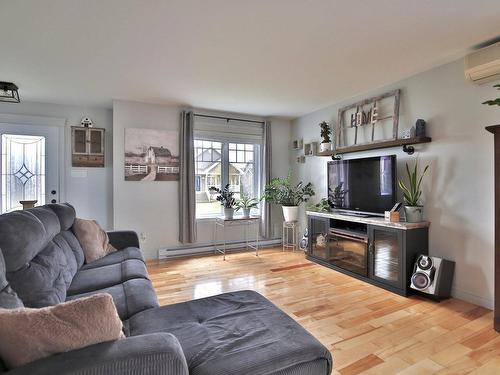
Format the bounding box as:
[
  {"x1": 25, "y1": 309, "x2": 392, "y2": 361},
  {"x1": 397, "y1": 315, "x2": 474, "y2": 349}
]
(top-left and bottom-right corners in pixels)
[
  {"x1": 213, "y1": 216, "x2": 260, "y2": 260},
  {"x1": 282, "y1": 221, "x2": 299, "y2": 252}
]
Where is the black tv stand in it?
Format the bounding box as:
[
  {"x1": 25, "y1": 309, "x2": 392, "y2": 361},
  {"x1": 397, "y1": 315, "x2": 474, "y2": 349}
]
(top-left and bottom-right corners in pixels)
[{"x1": 306, "y1": 210, "x2": 429, "y2": 296}]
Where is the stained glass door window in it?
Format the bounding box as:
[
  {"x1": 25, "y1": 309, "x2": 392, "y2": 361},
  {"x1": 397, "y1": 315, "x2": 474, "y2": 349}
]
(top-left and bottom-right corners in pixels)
[{"x1": 1, "y1": 134, "x2": 46, "y2": 213}]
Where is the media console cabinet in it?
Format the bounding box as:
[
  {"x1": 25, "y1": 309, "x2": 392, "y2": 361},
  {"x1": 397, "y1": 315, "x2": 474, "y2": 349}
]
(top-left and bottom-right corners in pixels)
[{"x1": 306, "y1": 210, "x2": 429, "y2": 296}]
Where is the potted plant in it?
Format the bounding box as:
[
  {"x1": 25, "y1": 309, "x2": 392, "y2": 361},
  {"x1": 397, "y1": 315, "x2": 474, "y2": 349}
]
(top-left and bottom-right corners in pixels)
[
  {"x1": 328, "y1": 182, "x2": 348, "y2": 208},
  {"x1": 319, "y1": 121, "x2": 332, "y2": 153},
  {"x1": 398, "y1": 161, "x2": 429, "y2": 223},
  {"x1": 235, "y1": 194, "x2": 260, "y2": 218},
  {"x1": 264, "y1": 173, "x2": 315, "y2": 222},
  {"x1": 482, "y1": 84, "x2": 500, "y2": 106},
  {"x1": 307, "y1": 198, "x2": 330, "y2": 212},
  {"x1": 209, "y1": 184, "x2": 236, "y2": 219}
]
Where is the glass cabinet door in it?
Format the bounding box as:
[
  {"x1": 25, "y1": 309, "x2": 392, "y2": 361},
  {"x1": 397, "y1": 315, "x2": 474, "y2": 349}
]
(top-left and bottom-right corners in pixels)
[
  {"x1": 73, "y1": 128, "x2": 87, "y2": 154},
  {"x1": 309, "y1": 217, "x2": 329, "y2": 261},
  {"x1": 89, "y1": 129, "x2": 104, "y2": 155},
  {"x1": 369, "y1": 227, "x2": 403, "y2": 289}
]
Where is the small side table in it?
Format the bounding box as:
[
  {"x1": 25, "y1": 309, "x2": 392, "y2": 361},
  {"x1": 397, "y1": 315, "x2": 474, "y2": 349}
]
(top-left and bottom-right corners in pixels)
[
  {"x1": 283, "y1": 221, "x2": 299, "y2": 252},
  {"x1": 214, "y1": 216, "x2": 260, "y2": 260}
]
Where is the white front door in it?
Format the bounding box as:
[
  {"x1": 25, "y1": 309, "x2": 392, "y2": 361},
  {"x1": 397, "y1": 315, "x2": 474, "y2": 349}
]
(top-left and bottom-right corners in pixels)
[{"x1": 0, "y1": 123, "x2": 61, "y2": 213}]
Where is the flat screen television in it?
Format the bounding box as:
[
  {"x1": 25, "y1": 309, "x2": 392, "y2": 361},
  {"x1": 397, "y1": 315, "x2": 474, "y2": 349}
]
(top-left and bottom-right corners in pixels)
[{"x1": 327, "y1": 155, "x2": 396, "y2": 216}]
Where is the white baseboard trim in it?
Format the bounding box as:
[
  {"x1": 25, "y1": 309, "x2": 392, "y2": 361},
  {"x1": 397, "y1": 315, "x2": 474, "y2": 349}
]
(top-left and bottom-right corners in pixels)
[
  {"x1": 451, "y1": 287, "x2": 493, "y2": 310},
  {"x1": 158, "y1": 238, "x2": 282, "y2": 259}
]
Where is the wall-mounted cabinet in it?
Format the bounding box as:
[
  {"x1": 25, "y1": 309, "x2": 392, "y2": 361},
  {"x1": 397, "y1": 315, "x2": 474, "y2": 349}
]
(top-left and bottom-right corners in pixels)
[{"x1": 71, "y1": 127, "x2": 105, "y2": 167}]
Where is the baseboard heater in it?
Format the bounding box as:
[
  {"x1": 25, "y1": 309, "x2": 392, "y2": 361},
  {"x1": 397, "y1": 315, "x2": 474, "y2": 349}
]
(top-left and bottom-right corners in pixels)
[{"x1": 158, "y1": 238, "x2": 282, "y2": 259}]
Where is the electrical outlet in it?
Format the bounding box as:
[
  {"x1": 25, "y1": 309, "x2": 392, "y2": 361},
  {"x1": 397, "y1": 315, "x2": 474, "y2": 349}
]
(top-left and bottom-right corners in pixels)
[{"x1": 140, "y1": 232, "x2": 147, "y2": 242}]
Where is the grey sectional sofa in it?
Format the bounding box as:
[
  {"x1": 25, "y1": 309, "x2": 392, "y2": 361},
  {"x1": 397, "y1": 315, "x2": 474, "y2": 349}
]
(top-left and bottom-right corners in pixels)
[{"x1": 0, "y1": 203, "x2": 332, "y2": 375}]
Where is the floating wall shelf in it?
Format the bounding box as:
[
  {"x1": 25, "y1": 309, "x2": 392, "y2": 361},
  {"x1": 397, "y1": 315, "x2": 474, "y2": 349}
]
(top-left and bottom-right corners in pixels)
[{"x1": 317, "y1": 136, "x2": 432, "y2": 156}]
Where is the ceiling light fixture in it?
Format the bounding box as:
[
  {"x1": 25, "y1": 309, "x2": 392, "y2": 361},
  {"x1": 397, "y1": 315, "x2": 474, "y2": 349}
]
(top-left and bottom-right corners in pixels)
[{"x1": 0, "y1": 82, "x2": 20, "y2": 103}]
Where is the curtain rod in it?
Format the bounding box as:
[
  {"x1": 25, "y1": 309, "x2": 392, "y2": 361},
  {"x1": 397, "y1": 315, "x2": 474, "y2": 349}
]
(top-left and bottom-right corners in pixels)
[{"x1": 193, "y1": 113, "x2": 264, "y2": 125}]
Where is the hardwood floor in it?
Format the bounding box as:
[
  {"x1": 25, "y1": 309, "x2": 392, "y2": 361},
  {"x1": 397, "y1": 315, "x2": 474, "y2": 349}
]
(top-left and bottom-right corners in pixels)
[{"x1": 146, "y1": 248, "x2": 500, "y2": 375}]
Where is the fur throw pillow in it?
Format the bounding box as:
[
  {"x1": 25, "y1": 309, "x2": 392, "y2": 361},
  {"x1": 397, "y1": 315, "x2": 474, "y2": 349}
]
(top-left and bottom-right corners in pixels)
[
  {"x1": 0, "y1": 293, "x2": 124, "y2": 368},
  {"x1": 73, "y1": 218, "x2": 116, "y2": 263}
]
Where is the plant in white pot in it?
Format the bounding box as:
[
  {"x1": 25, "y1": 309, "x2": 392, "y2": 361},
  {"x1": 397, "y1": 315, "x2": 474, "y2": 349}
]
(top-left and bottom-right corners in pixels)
[
  {"x1": 209, "y1": 184, "x2": 236, "y2": 219},
  {"x1": 235, "y1": 194, "x2": 260, "y2": 218},
  {"x1": 264, "y1": 173, "x2": 315, "y2": 222},
  {"x1": 398, "y1": 161, "x2": 429, "y2": 223},
  {"x1": 319, "y1": 121, "x2": 333, "y2": 153}
]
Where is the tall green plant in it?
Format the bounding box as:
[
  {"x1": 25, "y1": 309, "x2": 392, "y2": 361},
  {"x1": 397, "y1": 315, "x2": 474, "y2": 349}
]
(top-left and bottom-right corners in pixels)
[
  {"x1": 398, "y1": 161, "x2": 429, "y2": 207},
  {"x1": 264, "y1": 173, "x2": 315, "y2": 206}
]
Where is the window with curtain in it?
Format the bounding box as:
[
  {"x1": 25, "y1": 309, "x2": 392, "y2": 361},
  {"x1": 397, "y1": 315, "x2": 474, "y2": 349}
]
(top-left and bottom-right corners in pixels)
[{"x1": 193, "y1": 117, "x2": 263, "y2": 219}]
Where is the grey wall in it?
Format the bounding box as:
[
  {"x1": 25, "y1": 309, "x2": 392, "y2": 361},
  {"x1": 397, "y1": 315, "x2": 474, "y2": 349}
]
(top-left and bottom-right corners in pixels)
[
  {"x1": 0, "y1": 101, "x2": 113, "y2": 228},
  {"x1": 291, "y1": 58, "x2": 500, "y2": 308},
  {"x1": 113, "y1": 100, "x2": 291, "y2": 259}
]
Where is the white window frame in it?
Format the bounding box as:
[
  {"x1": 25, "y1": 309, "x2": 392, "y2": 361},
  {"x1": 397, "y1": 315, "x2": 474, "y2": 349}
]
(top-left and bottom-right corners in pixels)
[{"x1": 194, "y1": 135, "x2": 262, "y2": 219}]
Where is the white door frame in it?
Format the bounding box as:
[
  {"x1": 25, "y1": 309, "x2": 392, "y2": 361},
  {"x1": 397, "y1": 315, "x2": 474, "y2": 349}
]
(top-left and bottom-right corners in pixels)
[{"x1": 0, "y1": 113, "x2": 67, "y2": 205}]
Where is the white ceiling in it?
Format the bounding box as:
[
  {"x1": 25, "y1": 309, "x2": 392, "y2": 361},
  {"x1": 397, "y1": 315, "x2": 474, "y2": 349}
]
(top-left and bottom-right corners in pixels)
[{"x1": 1, "y1": 0, "x2": 499, "y2": 118}]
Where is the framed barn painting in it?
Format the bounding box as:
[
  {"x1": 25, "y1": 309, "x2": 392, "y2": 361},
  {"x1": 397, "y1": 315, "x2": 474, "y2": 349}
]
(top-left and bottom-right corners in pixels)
[{"x1": 124, "y1": 128, "x2": 180, "y2": 181}]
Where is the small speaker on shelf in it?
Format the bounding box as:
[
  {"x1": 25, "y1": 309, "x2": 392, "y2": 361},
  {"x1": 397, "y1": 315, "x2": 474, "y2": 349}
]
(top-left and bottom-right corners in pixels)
[
  {"x1": 299, "y1": 228, "x2": 308, "y2": 251},
  {"x1": 410, "y1": 255, "x2": 455, "y2": 299},
  {"x1": 415, "y1": 119, "x2": 426, "y2": 137}
]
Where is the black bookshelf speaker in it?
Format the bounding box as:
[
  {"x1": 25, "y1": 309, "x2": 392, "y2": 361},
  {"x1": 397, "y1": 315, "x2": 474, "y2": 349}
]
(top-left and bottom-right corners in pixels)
[
  {"x1": 299, "y1": 228, "x2": 308, "y2": 251},
  {"x1": 410, "y1": 255, "x2": 455, "y2": 299}
]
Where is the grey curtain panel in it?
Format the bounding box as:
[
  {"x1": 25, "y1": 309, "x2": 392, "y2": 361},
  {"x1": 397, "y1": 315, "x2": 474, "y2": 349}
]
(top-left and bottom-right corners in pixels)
[
  {"x1": 179, "y1": 111, "x2": 197, "y2": 244},
  {"x1": 260, "y1": 120, "x2": 272, "y2": 239}
]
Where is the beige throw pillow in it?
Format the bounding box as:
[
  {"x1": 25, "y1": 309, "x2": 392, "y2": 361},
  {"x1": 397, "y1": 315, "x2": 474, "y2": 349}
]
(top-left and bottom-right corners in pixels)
[
  {"x1": 73, "y1": 218, "x2": 116, "y2": 263},
  {"x1": 0, "y1": 293, "x2": 125, "y2": 369}
]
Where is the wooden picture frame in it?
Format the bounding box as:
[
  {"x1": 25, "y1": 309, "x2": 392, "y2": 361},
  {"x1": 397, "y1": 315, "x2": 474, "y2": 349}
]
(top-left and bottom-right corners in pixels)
[{"x1": 335, "y1": 89, "x2": 400, "y2": 149}]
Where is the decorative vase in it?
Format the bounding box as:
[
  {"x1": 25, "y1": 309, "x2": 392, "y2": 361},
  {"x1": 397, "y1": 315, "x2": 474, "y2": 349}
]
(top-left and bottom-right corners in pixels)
[
  {"x1": 404, "y1": 206, "x2": 423, "y2": 223},
  {"x1": 282, "y1": 206, "x2": 299, "y2": 222},
  {"x1": 242, "y1": 208, "x2": 251, "y2": 218},
  {"x1": 224, "y1": 207, "x2": 234, "y2": 219},
  {"x1": 319, "y1": 142, "x2": 332, "y2": 153}
]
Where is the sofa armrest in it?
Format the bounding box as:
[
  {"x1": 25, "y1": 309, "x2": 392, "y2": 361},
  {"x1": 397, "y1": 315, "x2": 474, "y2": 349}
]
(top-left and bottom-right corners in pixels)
[
  {"x1": 5, "y1": 333, "x2": 188, "y2": 375},
  {"x1": 107, "y1": 230, "x2": 140, "y2": 250}
]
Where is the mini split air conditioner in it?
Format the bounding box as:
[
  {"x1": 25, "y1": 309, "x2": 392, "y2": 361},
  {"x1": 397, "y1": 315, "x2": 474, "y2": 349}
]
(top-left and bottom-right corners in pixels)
[{"x1": 465, "y1": 42, "x2": 500, "y2": 84}]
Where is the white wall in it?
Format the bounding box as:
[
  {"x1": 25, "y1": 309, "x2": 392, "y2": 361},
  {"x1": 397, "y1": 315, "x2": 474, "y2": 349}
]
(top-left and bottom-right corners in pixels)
[
  {"x1": 113, "y1": 100, "x2": 291, "y2": 259},
  {"x1": 0, "y1": 101, "x2": 113, "y2": 228},
  {"x1": 291, "y1": 59, "x2": 500, "y2": 308}
]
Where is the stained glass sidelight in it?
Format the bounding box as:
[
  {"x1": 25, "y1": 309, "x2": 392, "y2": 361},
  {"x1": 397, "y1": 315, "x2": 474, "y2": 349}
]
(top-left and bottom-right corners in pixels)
[{"x1": 1, "y1": 134, "x2": 46, "y2": 213}]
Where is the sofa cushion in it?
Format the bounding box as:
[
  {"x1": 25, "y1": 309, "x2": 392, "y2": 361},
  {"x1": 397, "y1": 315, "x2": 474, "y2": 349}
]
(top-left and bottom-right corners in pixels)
[
  {"x1": 67, "y1": 259, "x2": 149, "y2": 296},
  {"x1": 127, "y1": 290, "x2": 333, "y2": 375},
  {"x1": 0, "y1": 204, "x2": 81, "y2": 308},
  {"x1": 66, "y1": 278, "x2": 159, "y2": 320},
  {"x1": 0, "y1": 249, "x2": 23, "y2": 309},
  {"x1": 80, "y1": 247, "x2": 144, "y2": 270}
]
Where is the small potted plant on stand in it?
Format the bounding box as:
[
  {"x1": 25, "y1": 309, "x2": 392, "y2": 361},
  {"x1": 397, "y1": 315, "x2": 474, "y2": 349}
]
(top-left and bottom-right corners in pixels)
[
  {"x1": 398, "y1": 161, "x2": 429, "y2": 223},
  {"x1": 235, "y1": 194, "x2": 260, "y2": 218},
  {"x1": 264, "y1": 173, "x2": 315, "y2": 222},
  {"x1": 209, "y1": 184, "x2": 236, "y2": 219},
  {"x1": 319, "y1": 121, "x2": 333, "y2": 153}
]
